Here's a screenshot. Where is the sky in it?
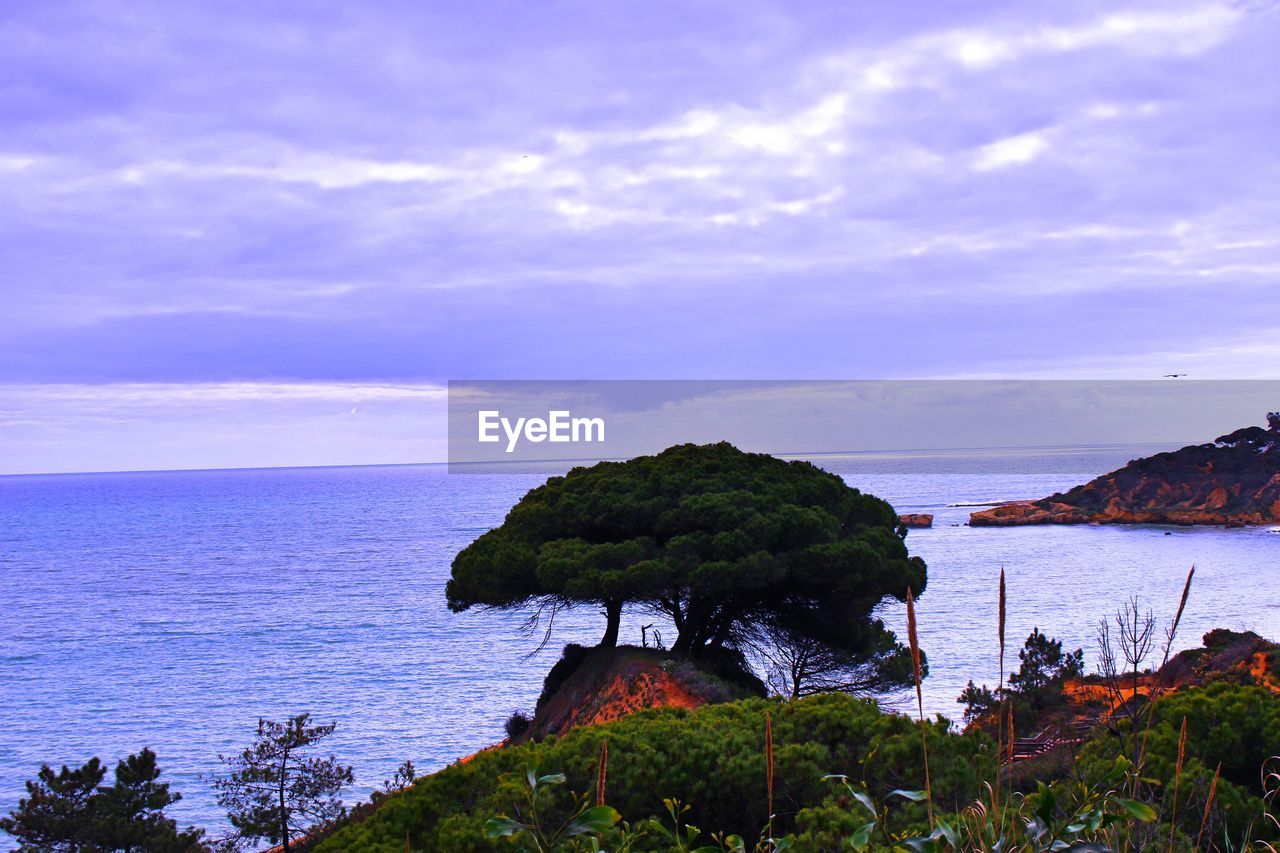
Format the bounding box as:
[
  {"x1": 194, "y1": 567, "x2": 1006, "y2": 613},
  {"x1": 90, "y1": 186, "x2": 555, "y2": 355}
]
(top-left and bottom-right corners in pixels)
[{"x1": 3, "y1": 0, "x2": 1280, "y2": 473}]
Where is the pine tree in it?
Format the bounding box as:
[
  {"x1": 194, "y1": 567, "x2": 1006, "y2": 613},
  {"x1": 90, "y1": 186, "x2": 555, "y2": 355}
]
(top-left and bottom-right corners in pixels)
[
  {"x1": 213, "y1": 714, "x2": 353, "y2": 852},
  {"x1": 0, "y1": 749, "x2": 206, "y2": 851}
]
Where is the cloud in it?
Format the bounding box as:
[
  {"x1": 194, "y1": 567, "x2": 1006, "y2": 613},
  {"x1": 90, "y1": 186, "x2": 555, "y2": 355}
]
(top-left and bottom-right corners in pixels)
[
  {"x1": 2, "y1": 0, "x2": 1279, "y2": 470},
  {"x1": 972, "y1": 131, "x2": 1050, "y2": 170}
]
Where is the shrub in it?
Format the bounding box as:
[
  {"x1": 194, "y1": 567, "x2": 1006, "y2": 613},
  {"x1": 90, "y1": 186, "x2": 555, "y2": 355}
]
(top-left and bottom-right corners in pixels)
[
  {"x1": 1080, "y1": 681, "x2": 1280, "y2": 844},
  {"x1": 536, "y1": 644, "x2": 591, "y2": 711},
  {"x1": 313, "y1": 694, "x2": 991, "y2": 851},
  {"x1": 504, "y1": 712, "x2": 532, "y2": 741}
]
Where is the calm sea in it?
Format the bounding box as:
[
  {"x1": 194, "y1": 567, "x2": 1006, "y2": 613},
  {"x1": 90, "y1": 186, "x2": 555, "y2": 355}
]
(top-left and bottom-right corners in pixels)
[{"x1": 3, "y1": 445, "x2": 1278, "y2": 834}]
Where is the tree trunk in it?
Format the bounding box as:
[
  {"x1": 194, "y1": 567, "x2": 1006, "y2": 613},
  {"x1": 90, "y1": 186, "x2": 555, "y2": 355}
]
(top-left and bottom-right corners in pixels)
[
  {"x1": 672, "y1": 599, "x2": 714, "y2": 655},
  {"x1": 600, "y1": 600, "x2": 622, "y2": 648}
]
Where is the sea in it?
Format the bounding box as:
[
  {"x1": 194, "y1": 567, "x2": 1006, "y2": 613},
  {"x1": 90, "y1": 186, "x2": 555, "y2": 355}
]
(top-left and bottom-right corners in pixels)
[{"x1": 2, "y1": 444, "x2": 1278, "y2": 836}]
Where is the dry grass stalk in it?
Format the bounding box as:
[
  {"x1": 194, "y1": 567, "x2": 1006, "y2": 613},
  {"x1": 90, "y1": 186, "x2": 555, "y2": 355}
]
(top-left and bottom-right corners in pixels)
[
  {"x1": 1139, "y1": 565, "x2": 1196, "y2": 773},
  {"x1": 1195, "y1": 761, "x2": 1222, "y2": 850},
  {"x1": 765, "y1": 712, "x2": 775, "y2": 839},
  {"x1": 906, "y1": 587, "x2": 934, "y2": 829},
  {"x1": 596, "y1": 738, "x2": 608, "y2": 807},
  {"x1": 1168, "y1": 716, "x2": 1187, "y2": 852},
  {"x1": 1007, "y1": 703, "x2": 1015, "y2": 764},
  {"x1": 996, "y1": 568, "x2": 1007, "y2": 813}
]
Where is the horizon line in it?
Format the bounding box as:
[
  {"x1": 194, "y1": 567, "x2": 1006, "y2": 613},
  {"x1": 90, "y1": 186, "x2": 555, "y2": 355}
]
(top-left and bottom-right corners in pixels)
[{"x1": 0, "y1": 438, "x2": 1193, "y2": 479}]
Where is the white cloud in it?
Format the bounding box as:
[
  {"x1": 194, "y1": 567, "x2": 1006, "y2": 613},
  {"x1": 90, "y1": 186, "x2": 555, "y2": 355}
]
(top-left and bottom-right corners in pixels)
[
  {"x1": 951, "y1": 329, "x2": 1280, "y2": 379},
  {"x1": 972, "y1": 131, "x2": 1050, "y2": 171},
  {"x1": 0, "y1": 154, "x2": 39, "y2": 172}
]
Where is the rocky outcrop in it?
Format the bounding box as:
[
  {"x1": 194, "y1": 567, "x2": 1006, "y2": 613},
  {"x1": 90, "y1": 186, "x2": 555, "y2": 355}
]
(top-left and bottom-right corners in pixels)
[
  {"x1": 898, "y1": 513, "x2": 934, "y2": 528},
  {"x1": 971, "y1": 415, "x2": 1280, "y2": 527},
  {"x1": 525, "y1": 645, "x2": 761, "y2": 740}
]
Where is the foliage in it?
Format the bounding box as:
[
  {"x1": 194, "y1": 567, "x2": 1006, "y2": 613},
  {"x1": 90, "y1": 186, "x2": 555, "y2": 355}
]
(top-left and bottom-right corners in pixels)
[
  {"x1": 754, "y1": 623, "x2": 922, "y2": 700},
  {"x1": 536, "y1": 644, "x2": 593, "y2": 709},
  {"x1": 483, "y1": 767, "x2": 619, "y2": 852},
  {"x1": 506, "y1": 713, "x2": 533, "y2": 741},
  {"x1": 446, "y1": 443, "x2": 926, "y2": 679},
  {"x1": 370, "y1": 761, "x2": 417, "y2": 807},
  {"x1": 799, "y1": 766, "x2": 1155, "y2": 852},
  {"x1": 213, "y1": 714, "x2": 354, "y2": 851},
  {"x1": 1081, "y1": 681, "x2": 1280, "y2": 845},
  {"x1": 956, "y1": 681, "x2": 996, "y2": 726},
  {"x1": 0, "y1": 748, "x2": 207, "y2": 852},
  {"x1": 1008, "y1": 628, "x2": 1084, "y2": 697},
  {"x1": 313, "y1": 693, "x2": 990, "y2": 852},
  {"x1": 957, "y1": 628, "x2": 1082, "y2": 724}
]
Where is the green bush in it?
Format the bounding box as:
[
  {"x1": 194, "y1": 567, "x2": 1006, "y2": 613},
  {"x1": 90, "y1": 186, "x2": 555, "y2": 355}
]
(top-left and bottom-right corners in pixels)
[
  {"x1": 1080, "y1": 681, "x2": 1280, "y2": 844},
  {"x1": 314, "y1": 694, "x2": 991, "y2": 852},
  {"x1": 536, "y1": 644, "x2": 591, "y2": 711}
]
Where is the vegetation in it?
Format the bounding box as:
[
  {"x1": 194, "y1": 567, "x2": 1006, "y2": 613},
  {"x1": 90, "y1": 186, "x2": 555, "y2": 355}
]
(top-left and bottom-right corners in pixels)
[
  {"x1": 213, "y1": 714, "x2": 354, "y2": 852},
  {"x1": 0, "y1": 748, "x2": 206, "y2": 852},
  {"x1": 1081, "y1": 681, "x2": 1280, "y2": 844},
  {"x1": 312, "y1": 693, "x2": 989, "y2": 851},
  {"x1": 447, "y1": 442, "x2": 926, "y2": 700},
  {"x1": 12, "y1": 439, "x2": 1280, "y2": 850},
  {"x1": 958, "y1": 628, "x2": 1083, "y2": 725}
]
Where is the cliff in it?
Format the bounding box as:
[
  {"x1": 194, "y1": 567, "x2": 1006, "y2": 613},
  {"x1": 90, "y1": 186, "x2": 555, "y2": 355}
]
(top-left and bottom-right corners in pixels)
[
  {"x1": 522, "y1": 644, "x2": 764, "y2": 740},
  {"x1": 970, "y1": 414, "x2": 1280, "y2": 527}
]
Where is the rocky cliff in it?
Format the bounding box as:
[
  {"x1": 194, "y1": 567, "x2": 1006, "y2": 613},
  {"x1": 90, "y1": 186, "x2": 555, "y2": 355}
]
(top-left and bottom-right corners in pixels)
[
  {"x1": 522, "y1": 645, "x2": 763, "y2": 740},
  {"x1": 970, "y1": 414, "x2": 1280, "y2": 527}
]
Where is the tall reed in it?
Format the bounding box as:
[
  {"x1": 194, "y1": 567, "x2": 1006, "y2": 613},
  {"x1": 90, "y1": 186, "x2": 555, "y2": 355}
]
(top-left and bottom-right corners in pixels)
[
  {"x1": 765, "y1": 712, "x2": 774, "y2": 840},
  {"x1": 1196, "y1": 761, "x2": 1222, "y2": 850},
  {"x1": 1007, "y1": 703, "x2": 1014, "y2": 764},
  {"x1": 596, "y1": 738, "x2": 608, "y2": 808},
  {"x1": 1139, "y1": 565, "x2": 1196, "y2": 772},
  {"x1": 906, "y1": 587, "x2": 934, "y2": 829},
  {"x1": 996, "y1": 568, "x2": 1007, "y2": 815},
  {"x1": 1168, "y1": 716, "x2": 1187, "y2": 852}
]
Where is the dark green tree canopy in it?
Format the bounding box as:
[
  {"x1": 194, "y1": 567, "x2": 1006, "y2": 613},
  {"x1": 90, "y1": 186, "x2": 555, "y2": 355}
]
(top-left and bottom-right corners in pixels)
[
  {"x1": 1007, "y1": 627, "x2": 1084, "y2": 694},
  {"x1": 447, "y1": 442, "x2": 926, "y2": 659},
  {"x1": 0, "y1": 748, "x2": 206, "y2": 852}
]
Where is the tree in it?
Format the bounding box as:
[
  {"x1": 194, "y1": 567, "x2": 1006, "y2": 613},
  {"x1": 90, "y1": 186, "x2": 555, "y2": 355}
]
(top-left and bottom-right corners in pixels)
[
  {"x1": 1096, "y1": 597, "x2": 1156, "y2": 760},
  {"x1": 447, "y1": 443, "x2": 926, "y2": 673},
  {"x1": 958, "y1": 628, "x2": 1083, "y2": 724},
  {"x1": 371, "y1": 760, "x2": 417, "y2": 805},
  {"x1": 957, "y1": 680, "x2": 997, "y2": 725},
  {"x1": 1008, "y1": 627, "x2": 1084, "y2": 695},
  {"x1": 1268, "y1": 410, "x2": 1280, "y2": 433},
  {"x1": 0, "y1": 749, "x2": 206, "y2": 852},
  {"x1": 214, "y1": 714, "x2": 354, "y2": 852}
]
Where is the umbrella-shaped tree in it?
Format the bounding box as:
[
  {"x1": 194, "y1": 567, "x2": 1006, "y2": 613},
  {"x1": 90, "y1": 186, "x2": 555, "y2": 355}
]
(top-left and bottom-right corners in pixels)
[{"x1": 447, "y1": 443, "x2": 926, "y2": 674}]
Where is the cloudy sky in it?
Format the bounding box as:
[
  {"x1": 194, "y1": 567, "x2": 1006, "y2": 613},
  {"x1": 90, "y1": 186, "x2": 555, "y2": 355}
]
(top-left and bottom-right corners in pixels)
[{"x1": 3, "y1": 0, "x2": 1279, "y2": 473}]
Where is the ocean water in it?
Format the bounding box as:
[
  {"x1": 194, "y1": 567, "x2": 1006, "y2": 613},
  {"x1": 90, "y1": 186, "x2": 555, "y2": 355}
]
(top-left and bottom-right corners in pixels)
[{"x1": 2, "y1": 446, "x2": 1278, "y2": 835}]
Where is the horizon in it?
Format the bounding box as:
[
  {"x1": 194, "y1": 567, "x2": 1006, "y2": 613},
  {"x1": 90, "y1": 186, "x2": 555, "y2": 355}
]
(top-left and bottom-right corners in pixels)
[{"x1": 0, "y1": 437, "x2": 1193, "y2": 478}]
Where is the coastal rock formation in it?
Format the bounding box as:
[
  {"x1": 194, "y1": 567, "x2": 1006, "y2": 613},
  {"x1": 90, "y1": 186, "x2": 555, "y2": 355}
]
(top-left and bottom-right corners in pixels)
[
  {"x1": 970, "y1": 414, "x2": 1280, "y2": 527},
  {"x1": 898, "y1": 513, "x2": 934, "y2": 528},
  {"x1": 525, "y1": 645, "x2": 761, "y2": 740}
]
